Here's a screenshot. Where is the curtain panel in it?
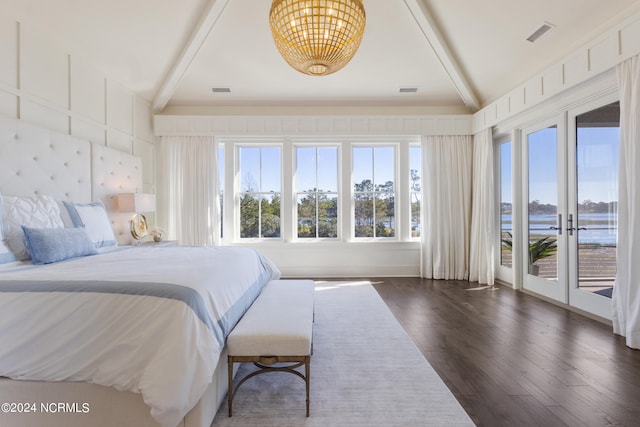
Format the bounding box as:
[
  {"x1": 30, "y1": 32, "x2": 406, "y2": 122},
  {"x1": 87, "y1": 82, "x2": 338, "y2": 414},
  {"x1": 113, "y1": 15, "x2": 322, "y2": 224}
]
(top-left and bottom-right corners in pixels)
[
  {"x1": 469, "y1": 128, "x2": 495, "y2": 285},
  {"x1": 613, "y1": 55, "x2": 640, "y2": 349},
  {"x1": 157, "y1": 136, "x2": 219, "y2": 247},
  {"x1": 421, "y1": 135, "x2": 473, "y2": 280}
]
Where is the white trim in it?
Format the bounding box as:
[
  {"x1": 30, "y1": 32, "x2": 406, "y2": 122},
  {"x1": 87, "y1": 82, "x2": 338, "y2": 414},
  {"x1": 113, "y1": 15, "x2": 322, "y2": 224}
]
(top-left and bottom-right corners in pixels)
[
  {"x1": 520, "y1": 115, "x2": 568, "y2": 303},
  {"x1": 474, "y1": 1, "x2": 640, "y2": 132},
  {"x1": 154, "y1": 114, "x2": 473, "y2": 136},
  {"x1": 151, "y1": 0, "x2": 232, "y2": 112},
  {"x1": 403, "y1": 0, "x2": 480, "y2": 111},
  {"x1": 494, "y1": 135, "x2": 514, "y2": 285},
  {"x1": 566, "y1": 92, "x2": 619, "y2": 320}
]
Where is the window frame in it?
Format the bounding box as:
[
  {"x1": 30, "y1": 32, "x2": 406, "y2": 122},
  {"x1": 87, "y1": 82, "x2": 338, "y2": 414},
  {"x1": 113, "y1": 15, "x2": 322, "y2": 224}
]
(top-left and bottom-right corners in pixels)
[
  {"x1": 221, "y1": 137, "x2": 418, "y2": 244},
  {"x1": 408, "y1": 143, "x2": 422, "y2": 240},
  {"x1": 235, "y1": 143, "x2": 284, "y2": 241},
  {"x1": 294, "y1": 143, "x2": 341, "y2": 241},
  {"x1": 351, "y1": 143, "x2": 399, "y2": 240}
]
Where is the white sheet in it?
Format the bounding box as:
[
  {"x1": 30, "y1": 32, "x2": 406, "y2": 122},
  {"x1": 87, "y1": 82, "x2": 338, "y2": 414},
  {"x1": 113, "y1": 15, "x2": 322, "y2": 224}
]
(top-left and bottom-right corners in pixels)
[{"x1": 0, "y1": 246, "x2": 280, "y2": 427}]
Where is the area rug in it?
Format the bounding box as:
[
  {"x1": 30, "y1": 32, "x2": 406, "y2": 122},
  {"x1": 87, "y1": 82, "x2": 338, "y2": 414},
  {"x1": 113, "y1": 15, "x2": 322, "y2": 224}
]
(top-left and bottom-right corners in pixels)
[{"x1": 212, "y1": 281, "x2": 474, "y2": 426}]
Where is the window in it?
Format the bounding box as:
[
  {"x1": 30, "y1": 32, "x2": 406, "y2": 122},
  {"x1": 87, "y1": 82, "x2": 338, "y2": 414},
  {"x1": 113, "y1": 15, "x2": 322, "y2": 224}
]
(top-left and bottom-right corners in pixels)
[
  {"x1": 218, "y1": 144, "x2": 224, "y2": 239},
  {"x1": 499, "y1": 140, "x2": 512, "y2": 267},
  {"x1": 409, "y1": 144, "x2": 422, "y2": 238},
  {"x1": 575, "y1": 101, "x2": 619, "y2": 292},
  {"x1": 296, "y1": 146, "x2": 339, "y2": 238},
  {"x1": 238, "y1": 146, "x2": 281, "y2": 238},
  {"x1": 224, "y1": 139, "x2": 417, "y2": 243},
  {"x1": 353, "y1": 146, "x2": 396, "y2": 238}
]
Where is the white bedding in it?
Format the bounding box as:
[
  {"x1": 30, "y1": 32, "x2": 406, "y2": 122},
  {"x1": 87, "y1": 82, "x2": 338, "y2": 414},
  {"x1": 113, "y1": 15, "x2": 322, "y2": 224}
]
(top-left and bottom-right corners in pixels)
[{"x1": 0, "y1": 245, "x2": 280, "y2": 427}]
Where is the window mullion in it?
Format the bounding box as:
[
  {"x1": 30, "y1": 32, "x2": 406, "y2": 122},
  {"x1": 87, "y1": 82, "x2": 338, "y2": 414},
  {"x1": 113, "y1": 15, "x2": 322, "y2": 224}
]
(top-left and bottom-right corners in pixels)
[
  {"x1": 342, "y1": 142, "x2": 353, "y2": 241},
  {"x1": 315, "y1": 147, "x2": 320, "y2": 238},
  {"x1": 372, "y1": 147, "x2": 377, "y2": 237},
  {"x1": 282, "y1": 141, "x2": 293, "y2": 242},
  {"x1": 231, "y1": 144, "x2": 240, "y2": 240},
  {"x1": 258, "y1": 150, "x2": 263, "y2": 238},
  {"x1": 399, "y1": 142, "x2": 410, "y2": 241}
]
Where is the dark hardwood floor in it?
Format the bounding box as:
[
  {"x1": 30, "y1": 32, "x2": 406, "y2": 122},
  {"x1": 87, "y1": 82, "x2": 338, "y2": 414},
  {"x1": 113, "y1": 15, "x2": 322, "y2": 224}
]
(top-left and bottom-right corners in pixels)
[{"x1": 370, "y1": 277, "x2": 640, "y2": 427}]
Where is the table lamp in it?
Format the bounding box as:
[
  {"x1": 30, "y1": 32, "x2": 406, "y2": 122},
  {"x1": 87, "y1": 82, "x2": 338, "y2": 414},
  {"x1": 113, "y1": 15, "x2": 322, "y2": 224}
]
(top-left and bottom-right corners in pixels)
[{"x1": 117, "y1": 193, "x2": 156, "y2": 244}]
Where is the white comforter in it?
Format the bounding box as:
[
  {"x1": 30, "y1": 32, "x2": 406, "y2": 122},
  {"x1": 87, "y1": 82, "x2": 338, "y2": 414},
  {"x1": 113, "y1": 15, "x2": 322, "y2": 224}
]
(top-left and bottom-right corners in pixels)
[{"x1": 0, "y1": 245, "x2": 280, "y2": 427}]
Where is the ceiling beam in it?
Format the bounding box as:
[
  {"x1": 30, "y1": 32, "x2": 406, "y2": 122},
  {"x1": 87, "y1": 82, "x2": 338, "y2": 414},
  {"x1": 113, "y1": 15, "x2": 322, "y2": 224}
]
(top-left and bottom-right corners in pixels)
[
  {"x1": 152, "y1": 0, "x2": 231, "y2": 113},
  {"x1": 403, "y1": 0, "x2": 480, "y2": 112}
]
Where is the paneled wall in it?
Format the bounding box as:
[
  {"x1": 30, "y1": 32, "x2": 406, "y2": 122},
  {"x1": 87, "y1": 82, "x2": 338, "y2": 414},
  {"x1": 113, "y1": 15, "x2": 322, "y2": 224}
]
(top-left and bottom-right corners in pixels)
[
  {"x1": 0, "y1": 18, "x2": 155, "y2": 194},
  {"x1": 473, "y1": 9, "x2": 640, "y2": 131},
  {"x1": 154, "y1": 114, "x2": 473, "y2": 137}
]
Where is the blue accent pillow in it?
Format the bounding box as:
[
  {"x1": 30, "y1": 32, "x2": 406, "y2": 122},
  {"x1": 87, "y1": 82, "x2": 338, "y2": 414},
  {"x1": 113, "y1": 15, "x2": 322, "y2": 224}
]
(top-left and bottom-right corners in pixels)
[
  {"x1": 0, "y1": 196, "x2": 17, "y2": 264},
  {"x1": 62, "y1": 201, "x2": 117, "y2": 248},
  {"x1": 21, "y1": 226, "x2": 97, "y2": 265}
]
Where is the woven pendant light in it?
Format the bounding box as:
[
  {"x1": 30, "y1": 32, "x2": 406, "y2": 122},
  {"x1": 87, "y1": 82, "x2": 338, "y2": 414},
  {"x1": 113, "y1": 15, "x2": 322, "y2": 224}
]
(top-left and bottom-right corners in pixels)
[{"x1": 269, "y1": 0, "x2": 366, "y2": 76}]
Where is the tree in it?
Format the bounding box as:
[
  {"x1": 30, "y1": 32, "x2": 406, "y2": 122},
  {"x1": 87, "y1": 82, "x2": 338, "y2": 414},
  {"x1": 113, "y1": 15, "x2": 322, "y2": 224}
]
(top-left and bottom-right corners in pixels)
[
  {"x1": 240, "y1": 193, "x2": 281, "y2": 238},
  {"x1": 297, "y1": 192, "x2": 317, "y2": 238},
  {"x1": 260, "y1": 194, "x2": 281, "y2": 237},
  {"x1": 354, "y1": 179, "x2": 395, "y2": 237},
  {"x1": 298, "y1": 190, "x2": 338, "y2": 238},
  {"x1": 410, "y1": 169, "x2": 421, "y2": 237},
  {"x1": 317, "y1": 194, "x2": 338, "y2": 238},
  {"x1": 240, "y1": 193, "x2": 259, "y2": 238}
]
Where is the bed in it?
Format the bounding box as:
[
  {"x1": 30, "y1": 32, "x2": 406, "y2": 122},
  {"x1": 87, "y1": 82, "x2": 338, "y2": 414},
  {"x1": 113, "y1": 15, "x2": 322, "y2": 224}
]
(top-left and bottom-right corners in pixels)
[{"x1": 0, "y1": 115, "x2": 279, "y2": 427}]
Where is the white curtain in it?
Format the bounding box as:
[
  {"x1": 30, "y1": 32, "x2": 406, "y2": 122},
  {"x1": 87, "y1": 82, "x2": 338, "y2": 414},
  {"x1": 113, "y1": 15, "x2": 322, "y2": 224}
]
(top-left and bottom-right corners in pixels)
[
  {"x1": 421, "y1": 135, "x2": 473, "y2": 280},
  {"x1": 157, "y1": 136, "x2": 218, "y2": 246},
  {"x1": 613, "y1": 55, "x2": 640, "y2": 349},
  {"x1": 469, "y1": 128, "x2": 495, "y2": 285}
]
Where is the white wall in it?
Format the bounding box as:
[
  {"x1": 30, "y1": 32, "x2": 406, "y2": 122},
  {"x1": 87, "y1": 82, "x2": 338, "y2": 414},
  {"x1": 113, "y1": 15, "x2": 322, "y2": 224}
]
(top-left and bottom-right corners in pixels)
[
  {"x1": 153, "y1": 5, "x2": 640, "y2": 279},
  {"x1": 154, "y1": 115, "x2": 471, "y2": 278},
  {"x1": 0, "y1": 18, "x2": 155, "y2": 195}
]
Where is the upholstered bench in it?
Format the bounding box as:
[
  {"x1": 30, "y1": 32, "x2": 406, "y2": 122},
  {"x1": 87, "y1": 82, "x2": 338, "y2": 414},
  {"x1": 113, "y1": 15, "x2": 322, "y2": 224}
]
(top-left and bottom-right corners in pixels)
[{"x1": 226, "y1": 279, "x2": 314, "y2": 417}]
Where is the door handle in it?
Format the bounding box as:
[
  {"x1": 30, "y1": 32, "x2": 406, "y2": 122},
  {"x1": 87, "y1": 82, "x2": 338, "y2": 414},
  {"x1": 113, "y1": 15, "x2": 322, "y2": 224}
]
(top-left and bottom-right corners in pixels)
[
  {"x1": 549, "y1": 213, "x2": 562, "y2": 235},
  {"x1": 567, "y1": 213, "x2": 578, "y2": 236}
]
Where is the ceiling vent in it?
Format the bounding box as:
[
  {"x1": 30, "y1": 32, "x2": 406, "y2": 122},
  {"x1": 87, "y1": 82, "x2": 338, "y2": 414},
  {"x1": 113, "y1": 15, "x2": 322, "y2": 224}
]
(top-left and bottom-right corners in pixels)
[
  {"x1": 399, "y1": 87, "x2": 418, "y2": 93},
  {"x1": 212, "y1": 87, "x2": 231, "y2": 93},
  {"x1": 526, "y1": 22, "x2": 555, "y2": 43}
]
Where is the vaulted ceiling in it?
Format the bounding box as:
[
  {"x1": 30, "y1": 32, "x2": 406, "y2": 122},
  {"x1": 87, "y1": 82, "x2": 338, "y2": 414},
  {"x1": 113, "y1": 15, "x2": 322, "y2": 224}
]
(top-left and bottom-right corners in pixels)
[{"x1": 4, "y1": 0, "x2": 640, "y2": 114}]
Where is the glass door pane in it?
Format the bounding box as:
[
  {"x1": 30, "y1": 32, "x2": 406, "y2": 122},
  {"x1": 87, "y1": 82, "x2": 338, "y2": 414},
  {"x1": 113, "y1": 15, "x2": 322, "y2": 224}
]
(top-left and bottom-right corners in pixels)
[
  {"x1": 567, "y1": 99, "x2": 619, "y2": 320},
  {"x1": 523, "y1": 121, "x2": 567, "y2": 303},
  {"x1": 500, "y1": 141, "x2": 512, "y2": 268},
  {"x1": 528, "y1": 126, "x2": 559, "y2": 280},
  {"x1": 575, "y1": 102, "x2": 619, "y2": 296}
]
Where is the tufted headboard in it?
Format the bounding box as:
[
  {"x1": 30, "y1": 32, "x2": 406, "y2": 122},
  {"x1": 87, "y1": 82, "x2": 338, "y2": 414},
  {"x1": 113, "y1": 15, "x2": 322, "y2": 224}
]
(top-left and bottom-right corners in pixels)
[{"x1": 0, "y1": 115, "x2": 143, "y2": 245}]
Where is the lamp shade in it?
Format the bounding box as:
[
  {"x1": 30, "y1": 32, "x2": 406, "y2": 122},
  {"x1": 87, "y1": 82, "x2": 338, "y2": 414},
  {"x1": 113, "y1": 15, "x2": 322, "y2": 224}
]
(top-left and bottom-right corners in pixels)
[
  {"x1": 269, "y1": 0, "x2": 366, "y2": 76},
  {"x1": 117, "y1": 193, "x2": 156, "y2": 213}
]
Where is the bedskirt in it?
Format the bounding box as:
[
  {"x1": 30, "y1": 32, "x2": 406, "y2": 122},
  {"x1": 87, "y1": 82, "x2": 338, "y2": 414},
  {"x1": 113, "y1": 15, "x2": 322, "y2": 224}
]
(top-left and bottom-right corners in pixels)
[{"x1": 0, "y1": 347, "x2": 233, "y2": 427}]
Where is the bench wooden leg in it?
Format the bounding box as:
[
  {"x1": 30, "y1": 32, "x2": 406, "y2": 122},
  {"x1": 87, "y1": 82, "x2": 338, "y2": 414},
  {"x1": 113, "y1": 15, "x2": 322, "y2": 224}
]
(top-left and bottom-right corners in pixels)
[
  {"x1": 305, "y1": 355, "x2": 310, "y2": 417},
  {"x1": 226, "y1": 355, "x2": 310, "y2": 417},
  {"x1": 227, "y1": 355, "x2": 234, "y2": 417}
]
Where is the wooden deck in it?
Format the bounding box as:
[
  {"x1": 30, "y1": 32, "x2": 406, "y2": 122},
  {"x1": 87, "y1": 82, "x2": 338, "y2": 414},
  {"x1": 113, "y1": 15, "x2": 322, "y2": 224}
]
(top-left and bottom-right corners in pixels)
[{"x1": 501, "y1": 245, "x2": 616, "y2": 289}]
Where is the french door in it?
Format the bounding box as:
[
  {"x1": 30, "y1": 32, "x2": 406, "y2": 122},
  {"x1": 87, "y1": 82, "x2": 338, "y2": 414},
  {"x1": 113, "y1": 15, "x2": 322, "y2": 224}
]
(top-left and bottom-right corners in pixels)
[
  {"x1": 521, "y1": 95, "x2": 619, "y2": 319},
  {"x1": 522, "y1": 118, "x2": 568, "y2": 302}
]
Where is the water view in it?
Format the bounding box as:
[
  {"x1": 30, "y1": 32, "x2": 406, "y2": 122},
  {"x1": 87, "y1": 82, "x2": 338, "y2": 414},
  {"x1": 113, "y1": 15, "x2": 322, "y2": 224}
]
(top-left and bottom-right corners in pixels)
[{"x1": 500, "y1": 209, "x2": 617, "y2": 285}]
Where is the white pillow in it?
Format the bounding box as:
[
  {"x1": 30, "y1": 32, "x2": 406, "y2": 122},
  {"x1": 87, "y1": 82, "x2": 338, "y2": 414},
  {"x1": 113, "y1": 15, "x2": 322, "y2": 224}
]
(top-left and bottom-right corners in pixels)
[
  {"x1": 63, "y1": 201, "x2": 117, "y2": 248},
  {"x1": 1, "y1": 195, "x2": 65, "y2": 261},
  {"x1": 0, "y1": 195, "x2": 17, "y2": 264}
]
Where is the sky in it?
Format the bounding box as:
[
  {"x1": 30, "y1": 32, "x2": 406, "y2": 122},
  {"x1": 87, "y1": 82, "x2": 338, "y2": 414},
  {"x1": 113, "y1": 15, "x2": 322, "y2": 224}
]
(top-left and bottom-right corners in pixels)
[
  {"x1": 221, "y1": 133, "x2": 616, "y2": 207},
  {"x1": 225, "y1": 145, "x2": 420, "y2": 195},
  {"x1": 239, "y1": 147, "x2": 281, "y2": 192},
  {"x1": 297, "y1": 147, "x2": 338, "y2": 192},
  {"x1": 501, "y1": 126, "x2": 619, "y2": 205}
]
